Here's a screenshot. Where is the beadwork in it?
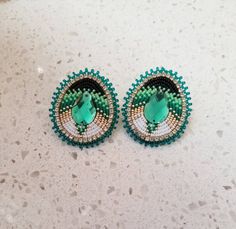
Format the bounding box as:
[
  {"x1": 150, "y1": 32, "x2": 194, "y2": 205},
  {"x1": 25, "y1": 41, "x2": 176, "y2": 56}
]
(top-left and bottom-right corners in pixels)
[
  {"x1": 49, "y1": 68, "x2": 119, "y2": 148},
  {"x1": 122, "y1": 67, "x2": 192, "y2": 147}
]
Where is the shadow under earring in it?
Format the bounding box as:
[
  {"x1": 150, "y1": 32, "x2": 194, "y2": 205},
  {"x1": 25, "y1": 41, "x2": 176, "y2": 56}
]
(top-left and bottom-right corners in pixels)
[
  {"x1": 122, "y1": 67, "x2": 192, "y2": 147},
  {"x1": 49, "y1": 68, "x2": 119, "y2": 148}
]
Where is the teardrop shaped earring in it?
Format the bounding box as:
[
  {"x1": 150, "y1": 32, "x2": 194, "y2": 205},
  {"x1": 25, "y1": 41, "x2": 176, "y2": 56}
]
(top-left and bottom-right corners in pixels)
[
  {"x1": 122, "y1": 67, "x2": 192, "y2": 147},
  {"x1": 49, "y1": 68, "x2": 119, "y2": 148}
]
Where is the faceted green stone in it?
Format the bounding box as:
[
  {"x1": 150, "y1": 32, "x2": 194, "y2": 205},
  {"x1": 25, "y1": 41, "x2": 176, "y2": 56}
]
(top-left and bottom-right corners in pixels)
[
  {"x1": 144, "y1": 92, "x2": 169, "y2": 124},
  {"x1": 72, "y1": 91, "x2": 96, "y2": 125}
]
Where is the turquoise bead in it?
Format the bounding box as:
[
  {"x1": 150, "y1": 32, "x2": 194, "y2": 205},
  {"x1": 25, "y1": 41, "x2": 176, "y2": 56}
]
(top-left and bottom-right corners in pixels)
[
  {"x1": 144, "y1": 92, "x2": 169, "y2": 124},
  {"x1": 72, "y1": 92, "x2": 96, "y2": 125}
]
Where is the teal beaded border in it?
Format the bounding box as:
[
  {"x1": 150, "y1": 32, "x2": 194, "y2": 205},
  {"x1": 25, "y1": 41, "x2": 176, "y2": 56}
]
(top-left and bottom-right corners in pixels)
[
  {"x1": 49, "y1": 68, "x2": 119, "y2": 148},
  {"x1": 122, "y1": 67, "x2": 192, "y2": 147}
]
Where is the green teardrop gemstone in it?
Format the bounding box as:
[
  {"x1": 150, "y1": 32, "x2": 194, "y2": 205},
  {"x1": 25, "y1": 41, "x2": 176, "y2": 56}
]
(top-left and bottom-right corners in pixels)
[
  {"x1": 144, "y1": 92, "x2": 169, "y2": 124},
  {"x1": 72, "y1": 91, "x2": 96, "y2": 125}
]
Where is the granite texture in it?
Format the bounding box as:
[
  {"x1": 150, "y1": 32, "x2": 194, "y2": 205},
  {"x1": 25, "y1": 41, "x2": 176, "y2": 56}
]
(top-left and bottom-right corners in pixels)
[{"x1": 0, "y1": 0, "x2": 236, "y2": 228}]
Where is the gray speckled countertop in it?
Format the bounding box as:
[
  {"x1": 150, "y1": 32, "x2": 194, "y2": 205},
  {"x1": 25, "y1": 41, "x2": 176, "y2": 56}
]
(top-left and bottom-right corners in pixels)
[{"x1": 0, "y1": 0, "x2": 236, "y2": 228}]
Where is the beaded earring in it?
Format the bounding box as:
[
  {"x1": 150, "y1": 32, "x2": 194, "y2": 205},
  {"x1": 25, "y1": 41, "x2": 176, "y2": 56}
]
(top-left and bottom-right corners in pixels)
[
  {"x1": 122, "y1": 67, "x2": 192, "y2": 147},
  {"x1": 49, "y1": 68, "x2": 119, "y2": 148}
]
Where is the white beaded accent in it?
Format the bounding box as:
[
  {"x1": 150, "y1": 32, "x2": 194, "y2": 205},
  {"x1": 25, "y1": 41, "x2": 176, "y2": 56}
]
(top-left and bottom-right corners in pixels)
[
  {"x1": 63, "y1": 120, "x2": 79, "y2": 136},
  {"x1": 151, "y1": 121, "x2": 171, "y2": 136},
  {"x1": 85, "y1": 123, "x2": 102, "y2": 138}
]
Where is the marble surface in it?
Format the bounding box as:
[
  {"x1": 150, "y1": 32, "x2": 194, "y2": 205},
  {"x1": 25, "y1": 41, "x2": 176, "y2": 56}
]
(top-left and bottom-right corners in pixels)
[{"x1": 0, "y1": 0, "x2": 236, "y2": 228}]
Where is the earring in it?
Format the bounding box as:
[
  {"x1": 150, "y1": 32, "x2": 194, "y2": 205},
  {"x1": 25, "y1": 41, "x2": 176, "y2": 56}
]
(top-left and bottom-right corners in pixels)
[
  {"x1": 122, "y1": 67, "x2": 192, "y2": 147},
  {"x1": 49, "y1": 68, "x2": 119, "y2": 148}
]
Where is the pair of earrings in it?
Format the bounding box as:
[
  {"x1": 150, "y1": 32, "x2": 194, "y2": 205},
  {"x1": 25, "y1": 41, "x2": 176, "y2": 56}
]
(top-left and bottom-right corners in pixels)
[{"x1": 49, "y1": 67, "x2": 192, "y2": 148}]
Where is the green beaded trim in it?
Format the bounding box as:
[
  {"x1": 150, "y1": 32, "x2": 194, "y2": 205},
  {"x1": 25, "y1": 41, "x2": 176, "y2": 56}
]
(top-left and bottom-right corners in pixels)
[
  {"x1": 60, "y1": 89, "x2": 110, "y2": 116},
  {"x1": 122, "y1": 67, "x2": 192, "y2": 147},
  {"x1": 49, "y1": 68, "x2": 119, "y2": 148},
  {"x1": 133, "y1": 85, "x2": 182, "y2": 120}
]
